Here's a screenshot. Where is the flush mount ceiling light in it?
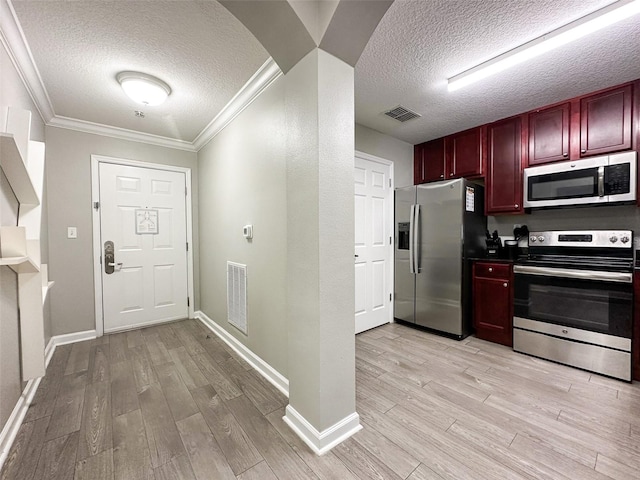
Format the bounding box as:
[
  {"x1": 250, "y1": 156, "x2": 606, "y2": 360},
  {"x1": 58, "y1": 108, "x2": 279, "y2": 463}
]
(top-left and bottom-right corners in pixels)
[
  {"x1": 117, "y1": 71, "x2": 171, "y2": 106},
  {"x1": 448, "y1": 0, "x2": 640, "y2": 91}
]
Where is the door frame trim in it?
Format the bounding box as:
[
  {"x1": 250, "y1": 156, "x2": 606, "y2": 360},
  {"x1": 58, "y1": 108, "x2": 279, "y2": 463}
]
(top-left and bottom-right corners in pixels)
[
  {"x1": 354, "y1": 150, "x2": 395, "y2": 331},
  {"x1": 90, "y1": 154, "x2": 195, "y2": 337}
]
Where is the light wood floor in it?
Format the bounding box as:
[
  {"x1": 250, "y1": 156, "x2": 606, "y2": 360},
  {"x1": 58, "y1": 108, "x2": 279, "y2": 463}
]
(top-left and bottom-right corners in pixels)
[{"x1": 2, "y1": 319, "x2": 640, "y2": 480}]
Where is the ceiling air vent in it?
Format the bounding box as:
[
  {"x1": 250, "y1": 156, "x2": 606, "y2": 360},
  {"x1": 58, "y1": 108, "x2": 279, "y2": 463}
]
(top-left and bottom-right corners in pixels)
[{"x1": 383, "y1": 105, "x2": 421, "y2": 123}]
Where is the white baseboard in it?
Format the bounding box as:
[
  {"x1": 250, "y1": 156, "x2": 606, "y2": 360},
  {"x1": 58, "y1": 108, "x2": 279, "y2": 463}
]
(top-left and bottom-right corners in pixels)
[
  {"x1": 50, "y1": 329, "x2": 97, "y2": 347},
  {"x1": 194, "y1": 310, "x2": 289, "y2": 397},
  {"x1": 0, "y1": 329, "x2": 96, "y2": 472},
  {"x1": 283, "y1": 405, "x2": 362, "y2": 455}
]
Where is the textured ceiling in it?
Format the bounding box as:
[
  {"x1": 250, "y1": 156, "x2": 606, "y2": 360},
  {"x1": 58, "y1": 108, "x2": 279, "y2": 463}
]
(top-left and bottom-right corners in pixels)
[
  {"x1": 8, "y1": 1, "x2": 640, "y2": 148},
  {"x1": 11, "y1": 0, "x2": 269, "y2": 142},
  {"x1": 355, "y1": 0, "x2": 640, "y2": 145}
]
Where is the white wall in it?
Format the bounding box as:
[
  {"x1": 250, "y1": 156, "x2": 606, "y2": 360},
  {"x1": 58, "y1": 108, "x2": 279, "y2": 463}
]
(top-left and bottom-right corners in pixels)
[
  {"x1": 45, "y1": 127, "x2": 198, "y2": 336},
  {"x1": 198, "y1": 76, "x2": 288, "y2": 377},
  {"x1": 355, "y1": 123, "x2": 413, "y2": 187}
]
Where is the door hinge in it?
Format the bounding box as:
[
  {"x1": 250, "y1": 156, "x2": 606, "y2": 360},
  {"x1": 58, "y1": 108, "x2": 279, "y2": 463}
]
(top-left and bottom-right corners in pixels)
[
  {"x1": 390, "y1": 236, "x2": 392, "y2": 245},
  {"x1": 185, "y1": 187, "x2": 188, "y2": 196},
  {"x1": 186, "y1": 242, "x2": 189, "y2": 251},
  {"x1": 390, "y1": 293, "x2": 392, "y2": 302},
  {"x1": 93, "y1": 201, "x2": 99, "y2": 210},
  {"x1": 389, "y1": 178, "x2": 391, "y2": 188},
  {"x1": 99, "y1": 255, "x2": 102, "y2": 265},
  {"x1": 187, "y1": 297, "x2": 190, "y2": 307}
]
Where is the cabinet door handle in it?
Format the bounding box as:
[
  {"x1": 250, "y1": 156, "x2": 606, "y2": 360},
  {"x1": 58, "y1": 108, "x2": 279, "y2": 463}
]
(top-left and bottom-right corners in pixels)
[
  {"x1": 514, "y1": 204, "x2": 519, "y2": 208},
  {"x1": 440, "y1": 174, "x2": 444, "y2": 178},
  {"x1": 503, "y1": 282, "x2": 508, "y2": 287},
  {"x1": 581, "y1": 149, "x2": 586, "y2": 154},
  {"x1": 563, "y1": 152, "x2": 568, "y2": 157}
]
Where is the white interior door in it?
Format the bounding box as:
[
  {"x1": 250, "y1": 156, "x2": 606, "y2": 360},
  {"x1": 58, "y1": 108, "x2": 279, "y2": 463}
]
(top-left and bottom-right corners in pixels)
[
  {"x1": 99, "y1": 162, "x2": 189, "y2": 333},
  {"x1": 354, "y1": 153, "x2": 393, "y2": 334}
]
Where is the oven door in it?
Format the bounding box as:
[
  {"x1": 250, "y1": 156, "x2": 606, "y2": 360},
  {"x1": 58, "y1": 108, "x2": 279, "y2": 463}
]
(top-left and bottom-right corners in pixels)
[{"x1": 513, "y1": 265, "x2": 633, "y2": 339}]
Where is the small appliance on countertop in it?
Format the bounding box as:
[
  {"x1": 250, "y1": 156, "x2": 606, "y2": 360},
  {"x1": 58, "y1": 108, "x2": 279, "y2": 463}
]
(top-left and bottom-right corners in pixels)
[{"x1": 485, "y1": 230, "x2": 502, "y2": 258}]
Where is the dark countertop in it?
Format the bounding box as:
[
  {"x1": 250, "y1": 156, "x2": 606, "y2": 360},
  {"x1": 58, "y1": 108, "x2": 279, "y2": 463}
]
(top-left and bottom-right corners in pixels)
[{"x1": 469, "y1": 257, "x2": 515, "y2": 264}]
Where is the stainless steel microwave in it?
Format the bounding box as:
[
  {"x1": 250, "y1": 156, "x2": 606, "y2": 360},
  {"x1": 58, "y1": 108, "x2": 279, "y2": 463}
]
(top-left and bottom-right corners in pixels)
[{"x1": 523, "y1": 151, "x2": 637, "y2": 208}]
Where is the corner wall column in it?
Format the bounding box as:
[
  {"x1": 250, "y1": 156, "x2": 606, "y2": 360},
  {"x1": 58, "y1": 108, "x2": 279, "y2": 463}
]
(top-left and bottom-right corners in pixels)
[{"x1": 284, "y1": 48, "x2": 359, "y2": 454}]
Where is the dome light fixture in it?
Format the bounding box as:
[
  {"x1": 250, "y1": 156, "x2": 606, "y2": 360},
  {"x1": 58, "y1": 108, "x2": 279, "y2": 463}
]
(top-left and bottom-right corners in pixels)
[{"x1": 117, "y1": 71, "x2": 171, "y2": 106}]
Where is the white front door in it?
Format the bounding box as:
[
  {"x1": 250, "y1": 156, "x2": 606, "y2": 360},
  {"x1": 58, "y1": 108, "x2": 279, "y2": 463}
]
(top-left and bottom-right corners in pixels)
[
  {"x1": 354, "y1": 152, "x2": 393, "y2": 334},
  {"x1": 98, "y1": 162, "x2": 189, "y2": 333}
]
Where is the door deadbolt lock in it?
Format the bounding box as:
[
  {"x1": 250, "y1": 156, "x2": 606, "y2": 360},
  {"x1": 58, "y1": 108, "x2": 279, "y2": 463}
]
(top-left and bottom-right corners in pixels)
[{"x1": 104, "y1": 241, "x2": 118, "y2": 274}]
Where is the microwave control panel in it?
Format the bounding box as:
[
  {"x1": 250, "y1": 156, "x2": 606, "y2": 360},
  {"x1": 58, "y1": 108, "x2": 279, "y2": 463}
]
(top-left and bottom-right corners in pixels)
[{"x1": 604, "y1": 163, "x2": 631, "y2": 194}]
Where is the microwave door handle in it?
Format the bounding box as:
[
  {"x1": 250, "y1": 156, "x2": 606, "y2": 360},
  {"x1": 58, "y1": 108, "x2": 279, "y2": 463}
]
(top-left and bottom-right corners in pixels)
[
  {"x1": 409, "y1": 205, "x2": 416, "y2": 274},
  {"x1": 413, "y1": 204, "x2": 421, "y2": 273},
  {"x1": 597, "y1": 166, "x2": 605, "y2": 197}
]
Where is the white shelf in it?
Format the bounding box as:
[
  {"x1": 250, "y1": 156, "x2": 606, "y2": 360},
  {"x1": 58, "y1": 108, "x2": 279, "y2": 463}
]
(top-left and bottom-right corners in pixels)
[
  {"x1": 0, "y1": 256, "x2": 40, "y2": 274},
  {"x1": 0, "y1": 133, "x2": 39, "y2": 205}
]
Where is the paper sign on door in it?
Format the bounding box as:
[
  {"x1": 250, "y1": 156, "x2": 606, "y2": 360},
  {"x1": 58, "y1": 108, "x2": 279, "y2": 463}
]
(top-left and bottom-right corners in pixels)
[{"x1": 135, "y1": 209, "x2": 159, "y2": 234}]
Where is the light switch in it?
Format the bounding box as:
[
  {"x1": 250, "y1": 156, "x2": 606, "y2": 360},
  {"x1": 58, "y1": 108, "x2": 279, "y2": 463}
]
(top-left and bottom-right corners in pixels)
[{"x1": 67, "y1": 227, "x2": 77, "y2": 239}]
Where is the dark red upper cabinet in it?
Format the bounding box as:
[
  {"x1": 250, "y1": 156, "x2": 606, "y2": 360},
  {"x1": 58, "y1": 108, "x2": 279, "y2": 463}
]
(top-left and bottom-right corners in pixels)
[
  {"x1": 580, "y1": 84, "x2": 633, "y2": 157},
  {"x1": 528, "y1": 103, "x2": 570, "y2": 165},
  {"x1": 486, "y1": 116, "x2": 525, "y2": 215},
  {"x1": 445, "y1": 127, "x2": 483, "y2": 178},
  {"x1": 414, "y1": 143, "x2": 424, "y2": 185},
  {"x1": 423, "y1": 138, "x2": 446, "y2": 182}
]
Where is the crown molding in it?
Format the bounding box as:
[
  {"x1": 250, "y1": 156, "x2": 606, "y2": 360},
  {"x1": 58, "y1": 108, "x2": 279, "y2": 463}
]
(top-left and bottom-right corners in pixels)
[
  {"x1": 2, "y1": 0, "x2": 282, "y2": 153},
  {"x1": 48, "y1": 116, "x2": 197, "y2": 152},
  {"x1": 0, "y1": 0, "x2": 55, "y2": 123},
  {"x1": 192, "y1": 58, "x2": 283, "y2": 151}
]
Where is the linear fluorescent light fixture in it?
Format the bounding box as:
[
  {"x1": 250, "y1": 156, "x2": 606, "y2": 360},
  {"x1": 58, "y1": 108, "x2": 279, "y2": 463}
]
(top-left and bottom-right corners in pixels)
[{"x1": 448, "y1": 0, "x2": 640, "y2": 91}]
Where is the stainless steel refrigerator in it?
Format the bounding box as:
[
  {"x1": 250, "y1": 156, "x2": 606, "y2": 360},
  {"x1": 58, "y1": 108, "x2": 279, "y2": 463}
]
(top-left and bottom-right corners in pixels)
[{"x1": 395, "y1": 178, "x2": 486, "y2": 339}]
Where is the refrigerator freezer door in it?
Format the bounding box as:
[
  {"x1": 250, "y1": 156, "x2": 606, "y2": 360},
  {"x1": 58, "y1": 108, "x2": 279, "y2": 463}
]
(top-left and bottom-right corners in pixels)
[
  {"x1": 415, "y1": 180, "x2": 463, "y2": 335},
  {"x1": 394, "y1": 186, "x2": 416, "y2": 323}
]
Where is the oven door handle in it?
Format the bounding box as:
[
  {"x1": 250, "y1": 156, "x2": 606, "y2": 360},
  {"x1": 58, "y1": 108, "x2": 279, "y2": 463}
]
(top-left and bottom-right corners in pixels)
[{"x1": 513, "y1": 265, "x2": 632, "y2": 283}]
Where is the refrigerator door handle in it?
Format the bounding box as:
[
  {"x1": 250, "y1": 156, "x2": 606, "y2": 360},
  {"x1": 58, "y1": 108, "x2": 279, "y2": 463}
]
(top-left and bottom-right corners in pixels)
[
  {"x1": 409, "y1": 204, "x2": 416, "y2": 274},
  {"x1": 413, "y1": 204, "x2": 421, "y2": 273}
]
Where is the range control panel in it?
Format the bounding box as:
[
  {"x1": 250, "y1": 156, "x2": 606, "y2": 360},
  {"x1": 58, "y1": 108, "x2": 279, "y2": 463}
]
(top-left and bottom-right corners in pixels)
[{"x1": 528, "y1": 230, "x2": 632, "y2": 248}]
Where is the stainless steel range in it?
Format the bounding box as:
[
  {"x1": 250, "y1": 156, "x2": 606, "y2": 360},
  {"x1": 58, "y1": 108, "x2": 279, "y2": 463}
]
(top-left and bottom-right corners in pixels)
[{"x1": 513, "y1": 230, "x2": 633, "y2": 381}]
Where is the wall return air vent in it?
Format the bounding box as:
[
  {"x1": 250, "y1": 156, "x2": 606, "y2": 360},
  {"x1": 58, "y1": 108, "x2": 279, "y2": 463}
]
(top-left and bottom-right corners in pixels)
[
  {"x1": 227, "y1": 261, "x2": 247, "y2": 334},
  {"x1": 383, "y1": 105, "x2": 421, "y2": 122}
]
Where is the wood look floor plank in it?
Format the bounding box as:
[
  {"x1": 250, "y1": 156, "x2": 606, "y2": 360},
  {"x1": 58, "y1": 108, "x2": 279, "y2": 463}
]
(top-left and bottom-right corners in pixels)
[
  {"x1": 77, "y1": 380, "x2": 112, "y2": 461},
  {"x1": 406, "y1": 464, "x2": 446, "y2": 480},
  {"x1": 595, "y1": 452, "x2": 640, "y2": 480},
  {"x1": 351, "y1": 421, "x2": 421, "y2": 479},
  {"x1": 509, "y1": 433, "x2": 611, "y2": 480},
  {"x1": 182, "y1": 322, "x2": 232, "y2": 365},
  {"x1": 145, "y1": 333, "x2": 173, "y2": 366},
  {"x1": 108, "y1": 333, "x2": 128, "y2": 365},
  {"x1": 225, "y1": 395, "x2": 318, "y2": 480},
  {"x1": 175, "y1": 412, "x2": 236, "y2": 480},
  {"x1": 138, "y1": 382, "x2": 186, "y2": 468},
  {"x1": 333, "y1": 438, "x2": 403, "y2": 480},
  {"x1": 191, "y1": 353, "x2": 242, "y2": 401},
  {"x1": 24, "y1": 344, "x2": 72, "y2": 422},
  {"x1": 126, "y1": 330, "x2": 145, "y2": 349},
  {"x1": 0, "y1": 416, "x2": 50, "y2": 480},
  {"x1": 153, "y1": 454, "x2": 197, "y2": 480},
  {"x1": 88, "y1": 344, "x2": 110, "y2": 384},
  {"x1": 170, "y1": 324, "x2": 206, "y2": 356},
  {"x1": 112, "y1": 409, "x2": 154, "y2": 480},
  {"x1": 236, "y1": 461, "x2": 278, "y2": 480},
  {"x1": 33, "y1": 431, "x2": 79, "y2": 480},
  {"x1": 65, "y1": 340, "x2": 92, "y2": 375},
  {"x1": 155, "y1": 362, "x2": 199, "y2": 422},
  {"x1": 110, "y1": 360, "x2": 140, "y2": 417},
  {"x1": 191, "y1": 385, "x2": 262, "y2": 475},
  {"x1": 75, "y1": 448, "x2": 114, "y2": 480},
  {"x1": 129, "y1": 345, "x2": 158, "y2": 392},
  {"x1": 168, "y1": 346, "x2": 208, "y2": 391},
  {"x1": 264, "y1": 408, "x2": 359, "y2": 480},
  {"x1": 221, "y1": 357, "x2": 285, "y2": 415},
  {"x1": 157, "y1": 324, "x2": 186, "y2": 350},
  {"x1": 45, "y1": 371, "x2": 87, "y2": 441}
]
